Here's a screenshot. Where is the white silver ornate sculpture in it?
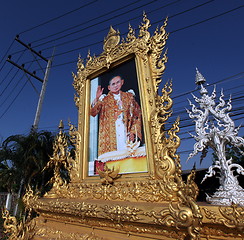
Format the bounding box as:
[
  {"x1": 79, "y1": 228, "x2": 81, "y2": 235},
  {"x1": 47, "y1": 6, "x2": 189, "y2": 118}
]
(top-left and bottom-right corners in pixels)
[{"x1": 187, "y1": 68, "x2": 244, "y2": 206}]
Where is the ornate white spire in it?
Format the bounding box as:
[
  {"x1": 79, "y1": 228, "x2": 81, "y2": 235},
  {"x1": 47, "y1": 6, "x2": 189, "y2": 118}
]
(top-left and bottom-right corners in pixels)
[
  {"x1": 187, "y1": 69, "x2": 244, "y2": 206},
  {"x1": 195, "y1": 68, "x2": 206, "y2": 85}
]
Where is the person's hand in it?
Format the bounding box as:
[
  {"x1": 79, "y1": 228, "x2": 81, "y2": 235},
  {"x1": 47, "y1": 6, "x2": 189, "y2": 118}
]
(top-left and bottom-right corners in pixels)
[
  {"x1": 129, "y1": 132, "x2": 135, "y2": 142},
  {"x1": 96, "y1": 85, "x2": 104, "y2": 101}
]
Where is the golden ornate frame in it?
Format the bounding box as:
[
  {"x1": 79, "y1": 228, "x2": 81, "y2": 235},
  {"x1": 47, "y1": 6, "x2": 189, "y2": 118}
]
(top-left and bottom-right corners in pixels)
[
  {"x1": 46, "y1": 13, "x2": 201, "y2": 238},
  {"x1": 69, "y1": 13, "x2": 189, "y2": 203},
  {"x1": 4, "y1": 14, "x2": 243, "y2": 240}
]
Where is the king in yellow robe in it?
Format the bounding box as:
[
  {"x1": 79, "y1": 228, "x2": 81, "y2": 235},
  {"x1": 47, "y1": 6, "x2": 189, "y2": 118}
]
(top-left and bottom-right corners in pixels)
[{"x1": 90, "y1": 90, "x2": 142, "y2": 156}]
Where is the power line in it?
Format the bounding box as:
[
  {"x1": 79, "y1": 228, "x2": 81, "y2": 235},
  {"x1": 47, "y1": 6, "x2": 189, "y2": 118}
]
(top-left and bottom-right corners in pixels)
[
  {"x1": 170, "y1": 5, "x2": 244, "y2": 33},
  {"x1": 0, "y1": 59, "x2": 38, "y2": 114},
  {"x1": 0, "y1": 78, "x2": 29, "y2": 120},
  {"x1": 37, "y1": 0, "x2": 213, "y2": 49},
  {"x1": 30, "y1": 0, "x2": 147, "y2": 44},
  {"x1": 32, "y1": 0, "x2": 170, "y2": 47},
  {"x1": 0, "y1": 70, "x2": 23, "y2": 107},
  {"x1": 171, "y1": 72, "x2": 244, "y2": 99},
  {"x1": 0, "y1": 41, "x2": 16, "y2": 86},
  {"x1": 10, "y1": 0, "x2": 211, "y2": 58},
  {"x1": 0, "y1": 39, "x2": 15, "y2": 70},
  {"x1": 44, "y1": 2, "x2": 242, "y2": 68},
  {"x1": 0, "y1": 37, "x2": 51, "y2": 107},
  {"x1": 0, "y1": 68, "x2": 20, "y2": 98},
  {"x1": 0, "y1": 49, "x2": 27, "y2": 93},
  {"x1": 10, "y1": 0, "x2": 165, "y2": 57},
  {"x1": 18, "y1": 0, "x2": 99, "y2": 35}
]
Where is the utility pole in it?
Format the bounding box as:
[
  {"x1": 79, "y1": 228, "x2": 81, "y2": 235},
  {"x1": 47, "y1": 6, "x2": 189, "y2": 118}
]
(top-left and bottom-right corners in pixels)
[
  {"x1": 32, "y1": 52, "x2": 54, "y2": 131},
  {"x1": 7, "y1": 36, "x2": 54, "y2": 132}
]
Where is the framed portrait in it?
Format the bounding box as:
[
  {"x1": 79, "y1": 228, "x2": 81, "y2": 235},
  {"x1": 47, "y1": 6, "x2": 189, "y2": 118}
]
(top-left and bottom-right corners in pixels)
[
  {"x1": 72, "y1": 15, "x2": 174, "y2": 186},
  {"x1": 88, "y1": 59, "x2": 147, "y2": 176}
]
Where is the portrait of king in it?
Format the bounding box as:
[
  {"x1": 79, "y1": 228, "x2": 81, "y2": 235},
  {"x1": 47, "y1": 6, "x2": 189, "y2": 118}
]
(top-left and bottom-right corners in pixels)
[{"x1": 88, "y1": 59, "x2": 147, "y2": 175}]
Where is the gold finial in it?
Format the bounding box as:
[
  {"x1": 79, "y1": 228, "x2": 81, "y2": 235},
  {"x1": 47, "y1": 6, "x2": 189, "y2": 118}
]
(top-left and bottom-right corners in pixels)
[
  {"x1": 77, "y1": 54, "x2": 84, "y2": 71},
  {"x1": 103, "y1": 26, "x2": 120, "y2": 51},
  {"x1": 59, "y1": 120, "x2": 64, "y2": 130}
]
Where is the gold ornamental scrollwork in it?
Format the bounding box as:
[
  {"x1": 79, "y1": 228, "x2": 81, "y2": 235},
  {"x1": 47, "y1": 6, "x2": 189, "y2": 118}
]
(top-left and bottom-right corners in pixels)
[
  {"x1": 97, "y1": 165, "x2": 121, "y2": 184},
  {"x1": 22, "y1": 185, "x2": 39, "y2": 209},
  {"x1": 146, "y1": 197, "x2": 201, "y2": 239},
  {"x1": 72, "y1": 56, "x2": 86, "y2": 107},
  {"x1": 36, "y1": 226, "x2": 105, "y2": 240},
  {"x1": 43, "y1": 120, "x2": 72, "y2": 198},
  {"x1": 202, "y1": 204, "x2": 244, "y2": 231},
  {"x1": 102, "y1": 205, "x2": 141, "y2": 224},
  {"x1": 103, "y1": 26, "x2": 120, "y2": 53},
  {"x1": 150, "y1": 81, "x2": 181, "y2": 200},
  {"x1": 2, "y1": 209, "x2": 36, "y2": 240},
  {"x1": 68, "y1": 121, "x2": 80, "y2": 181},
  {"x1": 185, "y1": 168, "x2": 199, "y2": 201},
  {"x1": 29, "y1": 14, "x2": 206, "y2": 240}
]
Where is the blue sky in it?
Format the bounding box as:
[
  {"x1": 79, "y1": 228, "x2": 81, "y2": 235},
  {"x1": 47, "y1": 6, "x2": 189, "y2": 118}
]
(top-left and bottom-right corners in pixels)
[{"x1": 0, "y1": 0, "x2": 243, "y2": 170}]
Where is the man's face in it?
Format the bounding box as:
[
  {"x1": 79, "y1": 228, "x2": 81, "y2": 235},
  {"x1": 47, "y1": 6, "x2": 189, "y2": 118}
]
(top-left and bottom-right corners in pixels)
[{"x1": 108, "y1": 76, "x2": 124, "y2": 94}]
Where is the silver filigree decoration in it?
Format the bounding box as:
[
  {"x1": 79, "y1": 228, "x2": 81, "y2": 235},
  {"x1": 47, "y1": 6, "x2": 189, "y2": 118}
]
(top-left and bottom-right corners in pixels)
[{"x1": 187, "y1": 68, "x2": 244, "y2": 206}]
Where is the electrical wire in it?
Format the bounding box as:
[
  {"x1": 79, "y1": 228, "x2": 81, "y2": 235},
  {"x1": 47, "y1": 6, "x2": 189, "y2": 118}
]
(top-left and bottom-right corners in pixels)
[
  {"x1": 0, "y1": 60, "x2": 37, "y2": 118},
  {"x1": 0, "y1": 70, "x2": 23, "y2": 106},
  {"x1": 10, "y1": 0, "x2": 166, "y2": 57},
  {"x1": 0, "y1": 49, "x2": 27, "y2": 94},
  {"x1": 32, "y1": 0, "x2": 171, "y2": 48},
  {"x1": 30, "y1": 0, "x2": 147, "y2": 44},
  {"x1": 0, "y1": 78, "x2": 29, "y2": 119},
  {"x1": 44, "y1": 2, "x2": 243, "y2": 68},
  {"x1": 10, "y1": 0, "x2": 212, "y2": 57},
  {"x1": 18, "y1": 0, "x2": 99, "y2": 35},
  {"x1": 0, "y1": 68, "x2": 20, "y2": 99},
  {"x1": 170, "y1": 5, "x2": 244, "y2": 33},
  {"x1": 171, "y1": 72, "x2": 244, "y2": 100},
  {"x1": 0, "y1": 39, "x2": 15, "y2": 70}
]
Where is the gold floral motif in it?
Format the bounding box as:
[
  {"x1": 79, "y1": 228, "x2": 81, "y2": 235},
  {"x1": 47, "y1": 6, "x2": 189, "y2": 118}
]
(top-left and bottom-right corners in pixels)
[
  {"x1": 97, "y1": 165, "x2": 121, "y2": 184},
  {"x1": 22, "y1": 185, "x2": 39, "y2": 212},
  {"x1": 200, "y1": 226, "x2": 244, "y2": 239},
  {"x1": 126, "y1": 24, "x2": 136, "y2": 43},
  {"x1": 103, "y1": 26, "x2": 120, "y2": 53},
  {"x1": 34, "y1": 212, "x2": 186, "y2": 240},
  {"x1": 72, "y1": 56, "x2": 85, "y2": 107},
  {"x1": 2, "y1": 209, "x2": 36, "y2": 240},
  {"x1": 43, "y1": 120, "x2": 71, "y2": 198},
  {"x1": 138, "y1": 12, "x2": 151, "y2": 41},
  {"x1": 202, "y1": 204, "x2": 244, "y2": 231},
  {"x1": 185, "y1": 168, "x2": 199, "y2": 201},
  {"x1": 68, "y1": 121, "x2": 80, "y2": 181},
  {"x1": 36, "y1": 226, "x2": 105, "y2": 240},
  {"x1": 150, "y1": 17, "x2": 169, "y2": 91},
  {"x1": 31, "y1": 199, "x2": 99, "y2": 220},
  {"x1": 102, "y1": 205, "x2": 141, "y2": 224},
  {"x1": 55, "y1": 180, "x2": 173, "y2": 201},
  {"x1": 219, "y1": 204, "x2": 244, "y2": 230},
  {"x1": 146, "y1": 198, "x2": 201, "y2": 239}
]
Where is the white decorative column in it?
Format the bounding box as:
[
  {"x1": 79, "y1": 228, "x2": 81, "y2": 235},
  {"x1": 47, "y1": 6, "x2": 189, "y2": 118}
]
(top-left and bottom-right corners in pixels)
[{"x1": 187, "y1": 68, "x2": 244, "y2": 206}]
